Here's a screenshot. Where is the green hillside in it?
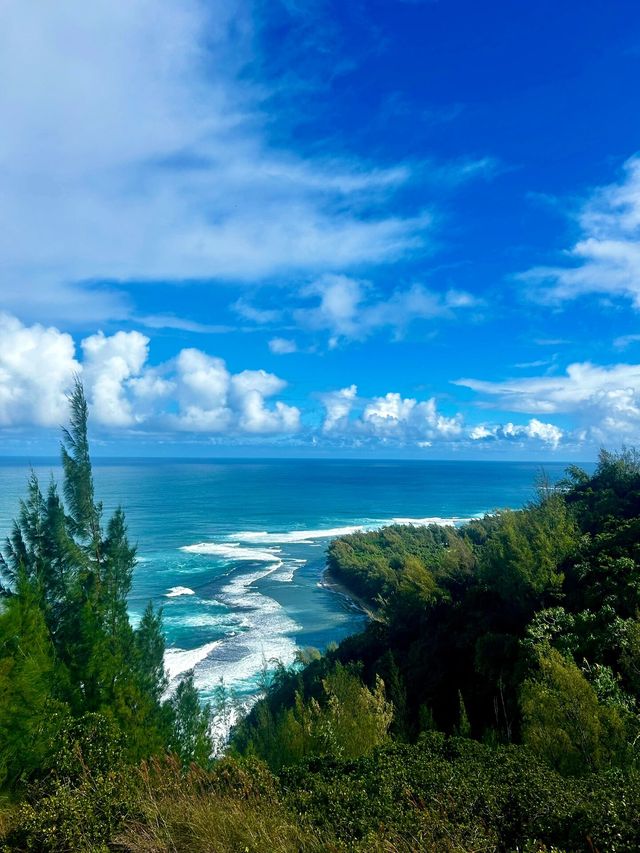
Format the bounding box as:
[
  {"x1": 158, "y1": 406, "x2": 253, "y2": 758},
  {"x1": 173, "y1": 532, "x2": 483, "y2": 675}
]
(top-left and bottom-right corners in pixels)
[{"x1": 2, "y1": 388, "x2": 640, "y2": 851}]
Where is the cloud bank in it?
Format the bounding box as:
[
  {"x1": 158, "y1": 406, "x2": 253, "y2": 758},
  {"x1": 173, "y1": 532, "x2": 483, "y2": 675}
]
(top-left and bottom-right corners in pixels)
[
  {"x1": 457, "y1": 361, "x2": 640, "y2": 444},
  {"x1": 319, "y1": 385, "x2": 563, "y2": 449},
  {"x1": 0, "y1": 314, "x2": 299, "y2": 435},
  {"x1": 0, "y1": 314, "x2": 573, "y2": 450}
]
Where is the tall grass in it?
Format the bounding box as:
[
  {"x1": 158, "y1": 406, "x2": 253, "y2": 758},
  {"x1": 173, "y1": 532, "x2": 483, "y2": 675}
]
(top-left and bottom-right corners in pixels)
[{"x1": 113, "y1": 756, "x2": 321, "y2": 853}]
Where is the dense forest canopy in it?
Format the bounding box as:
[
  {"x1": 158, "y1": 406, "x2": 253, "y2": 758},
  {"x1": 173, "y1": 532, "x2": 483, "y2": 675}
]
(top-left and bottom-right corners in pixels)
[{"x1": 1, "y1": 389, "x2": 640, "y2": 851}]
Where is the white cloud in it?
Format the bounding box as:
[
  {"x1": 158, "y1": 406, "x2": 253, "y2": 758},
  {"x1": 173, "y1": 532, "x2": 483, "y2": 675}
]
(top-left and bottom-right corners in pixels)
[
  {"x1": 82, "y1": 330, "x2": 150, "y2": 427},
  {"x1": 268, "y1": 337, "x2": 298, "y2": 354},
  {"x1": 137, "y1": 315, "x2": 238, "y2": 334},
  {"x1": 469, "y1": 425, "x2": 494, "y2": 440},
  {"x1": 470, "y1": 419, "x2": 563, "y2": 449},
  {"x1": 0, "y1": 0, "x2": 433, "y2": 323},
  {"x1": 614, "y1": 333, "x2": 640, "y2": 350},
  {"x1": 321, "y1": 387, "x2": 463, "y2": 444},
  {"x1": 0, "y1": 313, "x2": 79, "y2": 426},
  {"x1": 456, "y1": 361, "x2": 640, "y2": 413},
  {"x1": 230, "y1": 370, "x2": 299, "y2": 433},
  {"x1": 457, "y1": 361, "x2": 640, "y2": 443},
  {"x1": 233, "y1": 300, "x2": 283, "y2": 325},
  {"x1": 0, "y1": 315, "x2": 299, "y2": 436},
  {"x1": 300, "y1": 275, "x2": 364, "y2": 339},
  {"x1": 363, "y1": 393, "x2": 463, "y2": 440},
  {"x1": 170, "y1": 351, "x2": 300, "y2": 434},
  {"x1": 320, "y1": 385, "x2": 358, "y2": 432},
  {"x1": 293, "y1": 274, "x2": 476, "y2": 344},
  {"x1": 521, "y1": 155, "x2": 640, "y2": 308},
  {"x1": 524, "y1": 418, "x2": 563, "y2": 446}
]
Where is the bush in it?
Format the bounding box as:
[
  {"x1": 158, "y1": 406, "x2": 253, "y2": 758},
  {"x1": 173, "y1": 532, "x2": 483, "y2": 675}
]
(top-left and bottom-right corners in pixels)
[
  {"x1": 280, "y1": 734, "x2": 640, "y2": 851},
  {"x1": 5, "y1": 769, "x2": 137, "y2": 852}
]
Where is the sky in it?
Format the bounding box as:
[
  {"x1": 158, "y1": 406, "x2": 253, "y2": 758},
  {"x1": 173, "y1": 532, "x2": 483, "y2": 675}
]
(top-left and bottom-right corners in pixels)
[{"x1": 1, "y1": 0, "x2": 640, "y2": 459}]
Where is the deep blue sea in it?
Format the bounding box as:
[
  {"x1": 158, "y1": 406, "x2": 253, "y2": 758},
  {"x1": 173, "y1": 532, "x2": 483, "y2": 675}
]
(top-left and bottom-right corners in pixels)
[{"x1": 0, "y1": 458, "x2": 587, "y2": 705}]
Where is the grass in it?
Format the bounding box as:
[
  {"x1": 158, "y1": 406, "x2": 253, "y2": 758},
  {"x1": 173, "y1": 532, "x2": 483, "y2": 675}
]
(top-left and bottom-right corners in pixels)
[{"x1": 113, "y1": 757, "x2": 321, "y2": 853}]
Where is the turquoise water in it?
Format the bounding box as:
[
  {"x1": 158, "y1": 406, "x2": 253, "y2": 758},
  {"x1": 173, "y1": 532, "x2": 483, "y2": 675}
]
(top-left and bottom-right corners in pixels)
[{"x1": 0, "y1": 458, "x2": 582, "y2": 702}]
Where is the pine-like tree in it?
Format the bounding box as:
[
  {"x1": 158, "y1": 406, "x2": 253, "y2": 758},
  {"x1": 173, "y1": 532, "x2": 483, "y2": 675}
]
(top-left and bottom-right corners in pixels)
[
  {"x1": 0, "y1": 379, "x2": 212, "y2": 784},
  {"x1": 0, "y1": 567, "x2": 68, "y2": 787}
]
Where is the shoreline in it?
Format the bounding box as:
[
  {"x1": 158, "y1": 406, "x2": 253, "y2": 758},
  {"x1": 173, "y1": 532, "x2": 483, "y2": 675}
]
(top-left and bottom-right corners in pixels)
[{"x1": 320, "y1": 567, "x2": 384, "y2": 623}]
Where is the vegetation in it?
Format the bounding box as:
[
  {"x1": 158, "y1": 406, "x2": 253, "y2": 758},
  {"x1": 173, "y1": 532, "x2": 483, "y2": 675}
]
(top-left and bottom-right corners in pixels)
[
  {"x1": 0, "y1": 381, "x2": 213, "y2": 848},
  {"x1": 2, "y1": 388, "x2": 640, "y2": 850}
]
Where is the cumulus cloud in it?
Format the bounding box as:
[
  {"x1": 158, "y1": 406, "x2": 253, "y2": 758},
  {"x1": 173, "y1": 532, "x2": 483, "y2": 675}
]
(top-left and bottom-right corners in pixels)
[
  {"x1": 165, "y1": 351, "x2": 301, "y2": 435},
  {"x1": 231, "y1": 370, "x2": 299, "y2": 434},
  {"x1": 521, "y1": 155, "x2": 640, "y2": 308},
  {"x1": 470, "y1": 419, "x2": 564, "y2": 449},
  {"x1": 362, "y1": 393, "x2": 463, "y2": 440},
  {"x1": 457, "y1": 361, "x2": 640, "y2": 443},
  {"x1": 320, "y1": 385, "x2": 358, "y2": 432},
  {"x1": 82, "y1": 330, "x2": 150, "y2": 427},
  {"x1": 0, "y1": 0, "x2": 436, "y2": 323},
  {"x1": 321, "y1": 386, "x2": 463, "y2": 444},
  {"x1": 0, "y1": 315, "x2": 299, "y2": 436},
  {"x1": 0, "y1": 313, "x2": 79, "y2": 426}
]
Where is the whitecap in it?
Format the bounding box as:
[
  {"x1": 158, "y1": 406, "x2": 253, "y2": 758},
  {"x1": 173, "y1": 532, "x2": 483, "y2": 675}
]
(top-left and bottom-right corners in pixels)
[
  {"x1": 164, "y1": 641, "x2": 220, "y2": 680},
  {"x1": 165, "y1": 586, "x2": 196, "y2": 597},
  {"x1": 184, "y1": 562, "x2": 301, "y2": 698},
  {"x1": 390, "y1": 515, "x2": 478, "y2": 527},
  {"x1": 180, "y1": 542, "x2": 282, "y2": 562},
  {"x1": 271, "y1": 565, "x2": 296, "y2": 583},
  {"x1": 229, "y1": 525, "x2": 369, "y2": 545}
]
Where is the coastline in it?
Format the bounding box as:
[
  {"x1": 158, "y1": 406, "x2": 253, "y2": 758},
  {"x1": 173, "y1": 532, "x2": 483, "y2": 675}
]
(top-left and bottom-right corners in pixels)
[{"x1": 320, "y1": 566, "x2": 384, "y2": 623}]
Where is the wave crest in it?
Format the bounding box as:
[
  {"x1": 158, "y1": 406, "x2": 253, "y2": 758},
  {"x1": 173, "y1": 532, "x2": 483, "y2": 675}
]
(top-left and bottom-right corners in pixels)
[
  {"x1": 165, "y1": 586, "x2": 195, "y2": 597},
  {"x1": 164, "y1": 641, "x2": 220, "y2": 680},
  {"x1": 180, "y1": 542, "x2": 282, "y2": 563}
]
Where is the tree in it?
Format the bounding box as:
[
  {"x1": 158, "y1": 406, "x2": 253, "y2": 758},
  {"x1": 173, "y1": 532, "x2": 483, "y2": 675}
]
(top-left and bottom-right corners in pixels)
[
  {"x1": 520, "y1": 648, "x2": 628, "y2": 776},
  {"x1": 479, "y1": 495, "x2": 576, "y2": 616},
  {"x1": 167, "y1": 672, "x2": 214, "y2": 768},
  {"x1": 0, "y1": 379, "x2": 200, "y2": 785},
  {"x1": 0, "y1": 567, "x2": 69, "y2": 787}
]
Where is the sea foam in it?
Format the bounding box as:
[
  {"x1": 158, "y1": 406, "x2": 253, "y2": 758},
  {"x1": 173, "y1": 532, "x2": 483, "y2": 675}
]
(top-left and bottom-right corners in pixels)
[
  {"x1": 165, "y1": 586, "x2": 196, "y2": 597},
  {"x1": 230, "y1": 517, "x2": 478, "y2": 544},
  {"x1": 164, "y1": 641, "x2": 220, "y2": 680},
  {"x1": 180, "y1": 542, "x2": 282, "y2": 562},
  {"x1": 186, "y1": 561, "x2": 301, "y2": 699},
  {"x1": 390, "y1": 515, "x2": 476, "y2": 527},
  {"x1": 229, "y1": 525, "x2": 368, "y2": 545}
]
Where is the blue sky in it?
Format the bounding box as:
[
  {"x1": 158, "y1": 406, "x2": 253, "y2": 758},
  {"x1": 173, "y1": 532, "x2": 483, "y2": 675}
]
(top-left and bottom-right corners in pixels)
[{"x1": 1, "y1": 0, "x2": 640, "y2": 458}]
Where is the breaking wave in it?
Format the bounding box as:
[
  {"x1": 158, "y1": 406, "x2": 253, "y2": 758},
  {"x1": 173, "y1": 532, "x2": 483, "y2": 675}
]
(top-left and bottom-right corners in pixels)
[
  {"x1": 390, "y1": 515, "x2": 478, "y2": 526},
  {"x1": 164, "y1": 641, "x2": 221, "y2": 680},
  {"x1": 165, "y1": 586, "x2": 196, "y2": 597},
  {"x1": 230, "y1": 525, "x2": 367, "y2": 545},
  {"x1": 180, "y1": 542, "x2": 282, "y2": 563}
]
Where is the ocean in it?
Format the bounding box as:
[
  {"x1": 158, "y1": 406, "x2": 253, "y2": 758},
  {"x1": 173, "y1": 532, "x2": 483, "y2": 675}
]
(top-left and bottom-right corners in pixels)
[{"x1": 0, "y1": 458, "x2": 584, "y2": 705}]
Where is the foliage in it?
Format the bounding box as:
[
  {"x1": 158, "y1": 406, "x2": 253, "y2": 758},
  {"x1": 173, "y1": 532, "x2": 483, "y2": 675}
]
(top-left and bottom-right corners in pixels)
[
  {"x1": 0, "y1": 380, "x2": 213, "y2": 798},
  {"x1": 4, "y1": 419, "x2": 640, "y2": 850},
  {"x1": 167, "y1": 672, "x2": 214, "y2": 769},
  {"x1": 236, "y1": 662, "x2": 393, "y2": 769},
  {"x1": 114, "y1": 755, "x2": 318, "y2": 853},
  {"x1": 0, "y1": 567, "x2": 67, "y2": 789},
  {"x1": 6, "y1": 767, "x2": 137, "y2": 853},
  {"x1": 281, "y1": 734, "x2": 640, "y2": 852},
  {"x1": 520, "y1": 647, "x2": 631, "y2": 775}
]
